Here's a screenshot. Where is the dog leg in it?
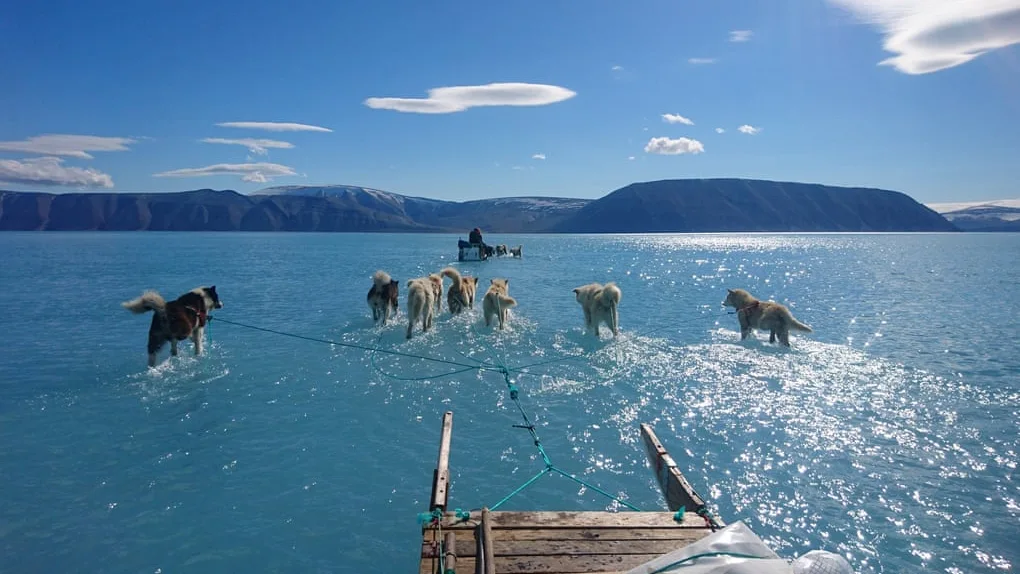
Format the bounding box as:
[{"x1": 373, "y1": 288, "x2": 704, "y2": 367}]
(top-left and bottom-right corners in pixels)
[
  {"x1": 406, "y1": 318, "x2": 414, "y2": 339},
  {"x1": 740, "y1": 327, "x2": 751, "y2": 340},
  {"x1": 193, "y1": 327, "x2": 204, "y2": 355},
  {"x1": 778, "y1": 329, "x2": 790, "y2": 347},
  {"x1": 769, "y1": 330, "x2": 776, "y2": 344},
  {"x1": 372, "y1": 306, "x2": 379, "y2": 322},
  {"x1": 148, "y1": 333, "x2": 165, "y2": 367}
]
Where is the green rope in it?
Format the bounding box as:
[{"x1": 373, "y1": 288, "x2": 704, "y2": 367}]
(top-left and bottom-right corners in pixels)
[
  {"x1": 210, "y1": 314, "x2": 702, "y2": 517},
  {"x1": 489, "y1": 467, "x2": 552, "y2": 511},
  {"x1": 644, "y1": 551, "x2": 772, "y2": 573},
  {"x1": 487, "y1": 365, "x2": 641, "y2": 512}
]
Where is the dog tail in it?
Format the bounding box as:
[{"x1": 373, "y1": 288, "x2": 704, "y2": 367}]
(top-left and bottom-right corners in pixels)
[
  {"x1": 372, "y1": 270, "x2": 392, "y2": 290},
  {"x1": 601, "y1": 282, "x2": 622, "y2": 306},
  {"x1": 498, "y1": 295, "x2": 517, "y2": 308},
  {"x1": 785, "y1": 312, "x2": 813, "y2": 333},
  {"x1": 440, "y1": 267, "x2": 462, "y2": 289},
  {"x1": 122, "y1": 291, "x2": 166, "y2": 314}
]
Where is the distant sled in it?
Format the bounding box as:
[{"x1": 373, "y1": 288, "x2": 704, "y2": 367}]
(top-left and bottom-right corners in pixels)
[{"x1": 457, "y1": 239, "x2": 488, "y2": 262}]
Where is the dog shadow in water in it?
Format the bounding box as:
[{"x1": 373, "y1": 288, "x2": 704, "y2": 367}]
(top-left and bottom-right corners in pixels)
[{"x1": 727, "y1": 330, "x2": 796, "y2": 355}]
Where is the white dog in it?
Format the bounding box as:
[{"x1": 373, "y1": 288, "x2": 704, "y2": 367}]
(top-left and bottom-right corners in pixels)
[
  {"x1": 482, "y1": 278, "x2": 517, "y2": 330},
  {"x1": 573, "y1": 282, "x2": 622, "y2": 337},
  {"x1": 405, "y1": 274, "x2": 442, "y2": 339}
]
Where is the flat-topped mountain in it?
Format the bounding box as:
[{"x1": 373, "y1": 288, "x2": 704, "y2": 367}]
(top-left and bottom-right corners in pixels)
[
  {"x1": 0, "y1": 179, "x2": 956, "y2": 232},
  {"x1": 554, "y1": 179, "x2": 957, "y2": 233}
]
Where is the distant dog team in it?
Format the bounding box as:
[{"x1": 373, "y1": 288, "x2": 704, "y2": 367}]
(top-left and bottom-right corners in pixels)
[{"x1": 125, "y1": 258, "x2": 816, "y2": 367}]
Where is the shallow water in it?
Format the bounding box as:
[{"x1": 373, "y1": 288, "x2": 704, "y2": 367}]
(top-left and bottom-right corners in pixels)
[{"x1": 1, "y1": 232, "x2": 1018, "y2": 573}]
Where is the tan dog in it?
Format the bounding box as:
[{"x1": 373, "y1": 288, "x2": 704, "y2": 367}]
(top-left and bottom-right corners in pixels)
[
  {"x1": 430, "y1": 272, "x2": 444, "y2": 314},
  {"x1": 440, "y1": 267, "x2": 478, "y2": 315},
  {"x1": 573, "y1": 282, "x2": 622, "y2": 337},
  {"x1": 722, "y1": 288, "x2": 812, "y2": 347},
  {"x1": 482, "y1": 278, "x2": 517, "y2": 329},
  {"x1": 405, "y1": 275, "x2": 442, "y2": 339},
  {"x1": 509, "y1": 245, "x2": 523, "y2": 258}
]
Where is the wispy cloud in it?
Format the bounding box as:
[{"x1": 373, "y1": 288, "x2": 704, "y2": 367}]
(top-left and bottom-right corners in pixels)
[
  {"x1": 0, "y1": 156, "x2": 114, "y2": 188},
  {"x1": 688, "y1": 57, "x2": 718, "y2": 65},
  {"x1": 662, "y1": 113, "x2": 695, "y2": 125},
  {"x1": 0, "y1": 134, "x2": 135, "y2": 159},
  {"x1": 627, "y1": 156, "x2": 636, "y2": 161},
  {"x1": 154, "y1": 162, "x2": 297, "y2": 183},
  {"x1": 644, "y1": 137, "x2": 705, "y2": 155},
  {"x1": 738, "y1": 124, "x2": 761, "y2": 135},
  {"x1": 364, "y1": 82, "x2": 576, "y2": 114},
  {"x1": 828, "y1": 0, "x2": 1020, "y2": 74},
  {"x1": 729, "y1": 30, "x2": 753, "y2": 42},
  {"x1": 532, "y1": 153, "x2": 546, "y2": 160},
  {"x1": 611, "y1": 65, "x2": 624, "y2": 71},
  {"x1": 214, "y1": 122, "x2": 332, "y2": 133},
  {"x1": 201, "y1": 138, "x2": 295, "y2": 155},
  {"x1": 715, "y1": 127, "x2": 726, "y2": 134}
]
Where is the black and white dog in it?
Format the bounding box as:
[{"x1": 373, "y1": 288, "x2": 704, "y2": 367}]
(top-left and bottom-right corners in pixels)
[{"x1": 122, "y1": 286, "x2": 223, "y2": 367}]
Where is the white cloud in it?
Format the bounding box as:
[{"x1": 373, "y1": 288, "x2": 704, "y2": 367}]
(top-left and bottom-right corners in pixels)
[
  {"x1": 730, "y1": 30, "x2": 753, "y2": 42},
  {"x1": 364, "y1": 82, "x2": 577, "y2": 114},
  {"x1": 662, "y1": 113, "x2": 695, "y2": 125},
  {"x1": 644, "y1": 137, "x2": 705, "y2": 155},
  {"x1": 688, "y1": 57, "x2": 718, "y2": 65},
  {"x1": 153, "y1": 162, "x2": 297, "y2": 183},
  {"x1": 215, "y1": 121, "x2": 332, "y2": 133},
  {"x1": 627, "y1": 156, "x2": 636, "y2": 161},
  {"x1": 715, "y1": 127, "x2": 726, "y2": 134},
  {"x1": 611, "y1": 65, "x2": 624, "y2": 71},
  {"x1": 0, "y1": 156, "x2": 114, "y2": 188},
  {"x1": 828, "y1": 0, "x2": 1020, "y2": 74},
  {"x1": 738, "y1": 124, "x2": 761, "y2": 135},
  {"x1": 532, "y1": 153, "x2": 546, "y2": 160},
  {"x1": 0, "y1": 134, "x2": 135, "y2": 159},
  {"x1": 201, "y1": 138, "x2": 295, "y2": 155}
]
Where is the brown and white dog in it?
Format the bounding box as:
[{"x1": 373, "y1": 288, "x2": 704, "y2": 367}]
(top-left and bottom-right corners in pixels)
[
  {"x1": 122, "y1": 286, "x2": 224, "y2": 367},
  {"x1": 367, "y1": 270, "x2": 399, "y2": 325},
  {"x1": 509, "y1": 245, "x2": 523, "y2": 258},
  {"x1": 722, "y1": 288, "x2": 813, "y2": 347},
  {"x1": 406, "y1": 274, "x2": 443, "y2": 339},
  {"x1": 495, "y1": 244, "x2": 508, "y2": 256},
  {"x1": 440, "y1": 267, "x2": 479, "y2": 315},
  {"x1": 482, "y1": 278, "x2": 517, "y2": 329},
  {"x1": 573, "y1": 282, "x2": 621, "y2": 337}
]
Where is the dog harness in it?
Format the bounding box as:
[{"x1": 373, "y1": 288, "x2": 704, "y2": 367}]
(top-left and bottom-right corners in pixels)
[
  {"x1": 737, "y1": 301, "x2": 760, "y2": 320},
  {"x1": 185, "y1": 305, "x2": 208, "y2": 327}
]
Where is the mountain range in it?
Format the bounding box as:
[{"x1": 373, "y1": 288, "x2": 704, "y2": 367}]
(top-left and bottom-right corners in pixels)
[
  {"x1": 926, "y1": 199, "x2": 1020, "y2": 232},
  {"x1": 0, "y1": 179, "x2": 959, "y2": 233}
]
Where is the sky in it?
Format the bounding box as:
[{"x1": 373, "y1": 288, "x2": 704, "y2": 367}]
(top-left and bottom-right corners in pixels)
[{"x1": 1, "y1": 0, "x2": 1019, "y2": 203}]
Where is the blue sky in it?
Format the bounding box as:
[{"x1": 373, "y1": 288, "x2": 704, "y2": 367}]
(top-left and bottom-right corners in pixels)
[{"x1": 1, "y1": 0, "x2": 1019, "y2": 203}]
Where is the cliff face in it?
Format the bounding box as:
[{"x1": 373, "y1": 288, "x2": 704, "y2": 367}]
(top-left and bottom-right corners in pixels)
[
  {"x1": 552, "y1": 179, "x2": 958, "y2": 233},
  {"x1": 0, "y1": 179, "x2": 957, "y2": 232},
  {"x1": 0, "y1": 189, "x2": 438, "y2": 232}
]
